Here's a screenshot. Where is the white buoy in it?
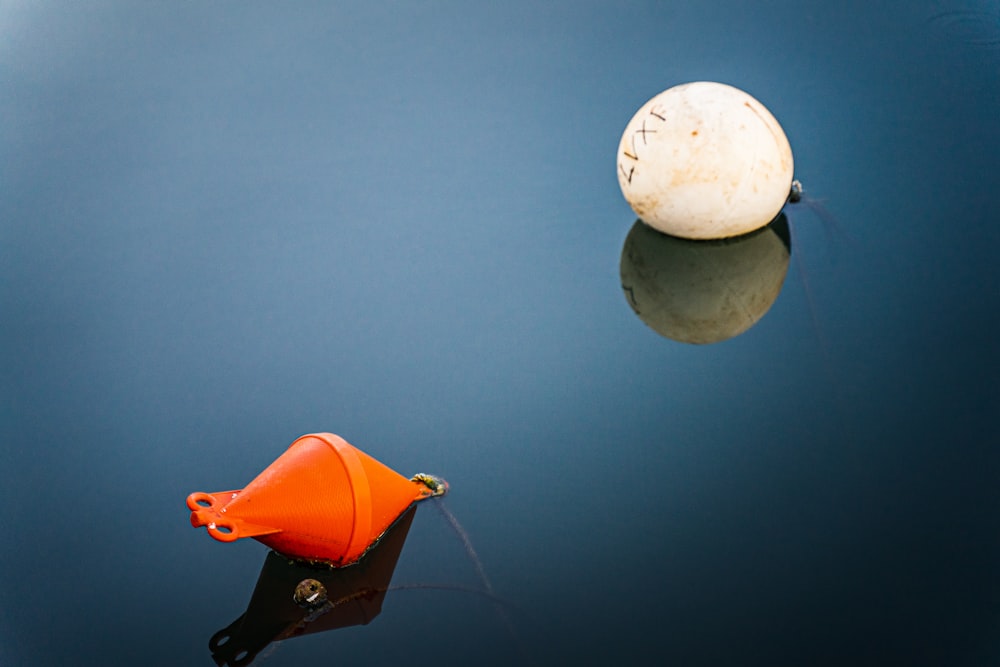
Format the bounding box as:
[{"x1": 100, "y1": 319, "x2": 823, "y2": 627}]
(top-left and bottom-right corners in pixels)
[{"x1": 617, "y1": 81, "x2": 793, "y2": 240}]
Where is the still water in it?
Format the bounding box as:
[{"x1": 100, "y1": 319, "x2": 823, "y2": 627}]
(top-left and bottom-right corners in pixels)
[{"x1": 2, "y1": 2, "x2": 997, "y2": 665}]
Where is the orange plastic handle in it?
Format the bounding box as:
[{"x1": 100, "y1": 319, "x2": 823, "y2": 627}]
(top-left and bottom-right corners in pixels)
[
  {"x1": 187, "y1": 490, "x2": 241, "y2": 541},
  {"x1": 188, "y1": 489, "x2": 281, "y2": 543},
  {"x1": 207, "y1": 519, "x2": 239, "y2": 542}
]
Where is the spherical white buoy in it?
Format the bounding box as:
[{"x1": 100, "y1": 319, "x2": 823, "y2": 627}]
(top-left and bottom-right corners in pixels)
[{"x1": 617, "y1": 81, "x2": 793, "y2": 240}]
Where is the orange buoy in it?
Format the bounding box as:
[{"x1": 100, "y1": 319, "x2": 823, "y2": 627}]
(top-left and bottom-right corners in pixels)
[{"x1": 187, "y1": 433, "x2": 447, "y2": 566}]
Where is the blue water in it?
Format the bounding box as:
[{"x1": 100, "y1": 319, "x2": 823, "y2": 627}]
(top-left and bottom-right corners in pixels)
[{"x1": 2, "y1": 2, "x2": 997, "y2": 665}]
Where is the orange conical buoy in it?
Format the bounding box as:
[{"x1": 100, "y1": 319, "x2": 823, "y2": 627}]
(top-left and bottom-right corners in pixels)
[{"x1": 187, "y1": 433, "x2": 447, "y2": 566}]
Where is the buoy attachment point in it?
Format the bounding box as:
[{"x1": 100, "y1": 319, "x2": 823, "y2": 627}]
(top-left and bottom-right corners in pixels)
[
  {"x1": 789, "y1": 179, "x2": 804, "y2": 204},
  {"x1": 411, "y1": 473, "x2": 449, "y2": 498}
]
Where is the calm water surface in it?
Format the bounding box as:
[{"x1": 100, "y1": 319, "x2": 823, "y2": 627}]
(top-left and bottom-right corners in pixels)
[{"x1": 2, "y1": 2, "x2": 997, "y2": 665}]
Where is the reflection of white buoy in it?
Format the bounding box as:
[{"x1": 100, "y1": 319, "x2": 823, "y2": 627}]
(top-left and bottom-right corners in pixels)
[
  {"x1": 617, "y1": 81, "x2": 794, "y2": 240},
  {"x1": 620, "y1": 214, "x2": 791, "y2": 344}
]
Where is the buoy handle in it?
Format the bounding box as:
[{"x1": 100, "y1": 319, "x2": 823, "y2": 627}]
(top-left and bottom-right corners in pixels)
[
  {"x1": 187, "y1": 489, "x2": 281, "y2": 543},
  {"x1": 186, "y1": 491, "x2": 219, "y2": 511},
  {"x1": 206, "y1": 519, "x2": 239, "y2": 542}
]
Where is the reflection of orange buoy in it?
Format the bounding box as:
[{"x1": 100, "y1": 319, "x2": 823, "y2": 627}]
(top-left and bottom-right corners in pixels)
[
  {"x1": 209, "y1": 506, "x2": 420, "y2": 666},
  {"x1": 187, "y1": 433, "x2": 447, "y2": 566}
]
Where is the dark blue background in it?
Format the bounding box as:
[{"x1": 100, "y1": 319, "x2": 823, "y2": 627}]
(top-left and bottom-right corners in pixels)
[{"x1": 2, "y1": 1, "x2": 997, "y2": 665}]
